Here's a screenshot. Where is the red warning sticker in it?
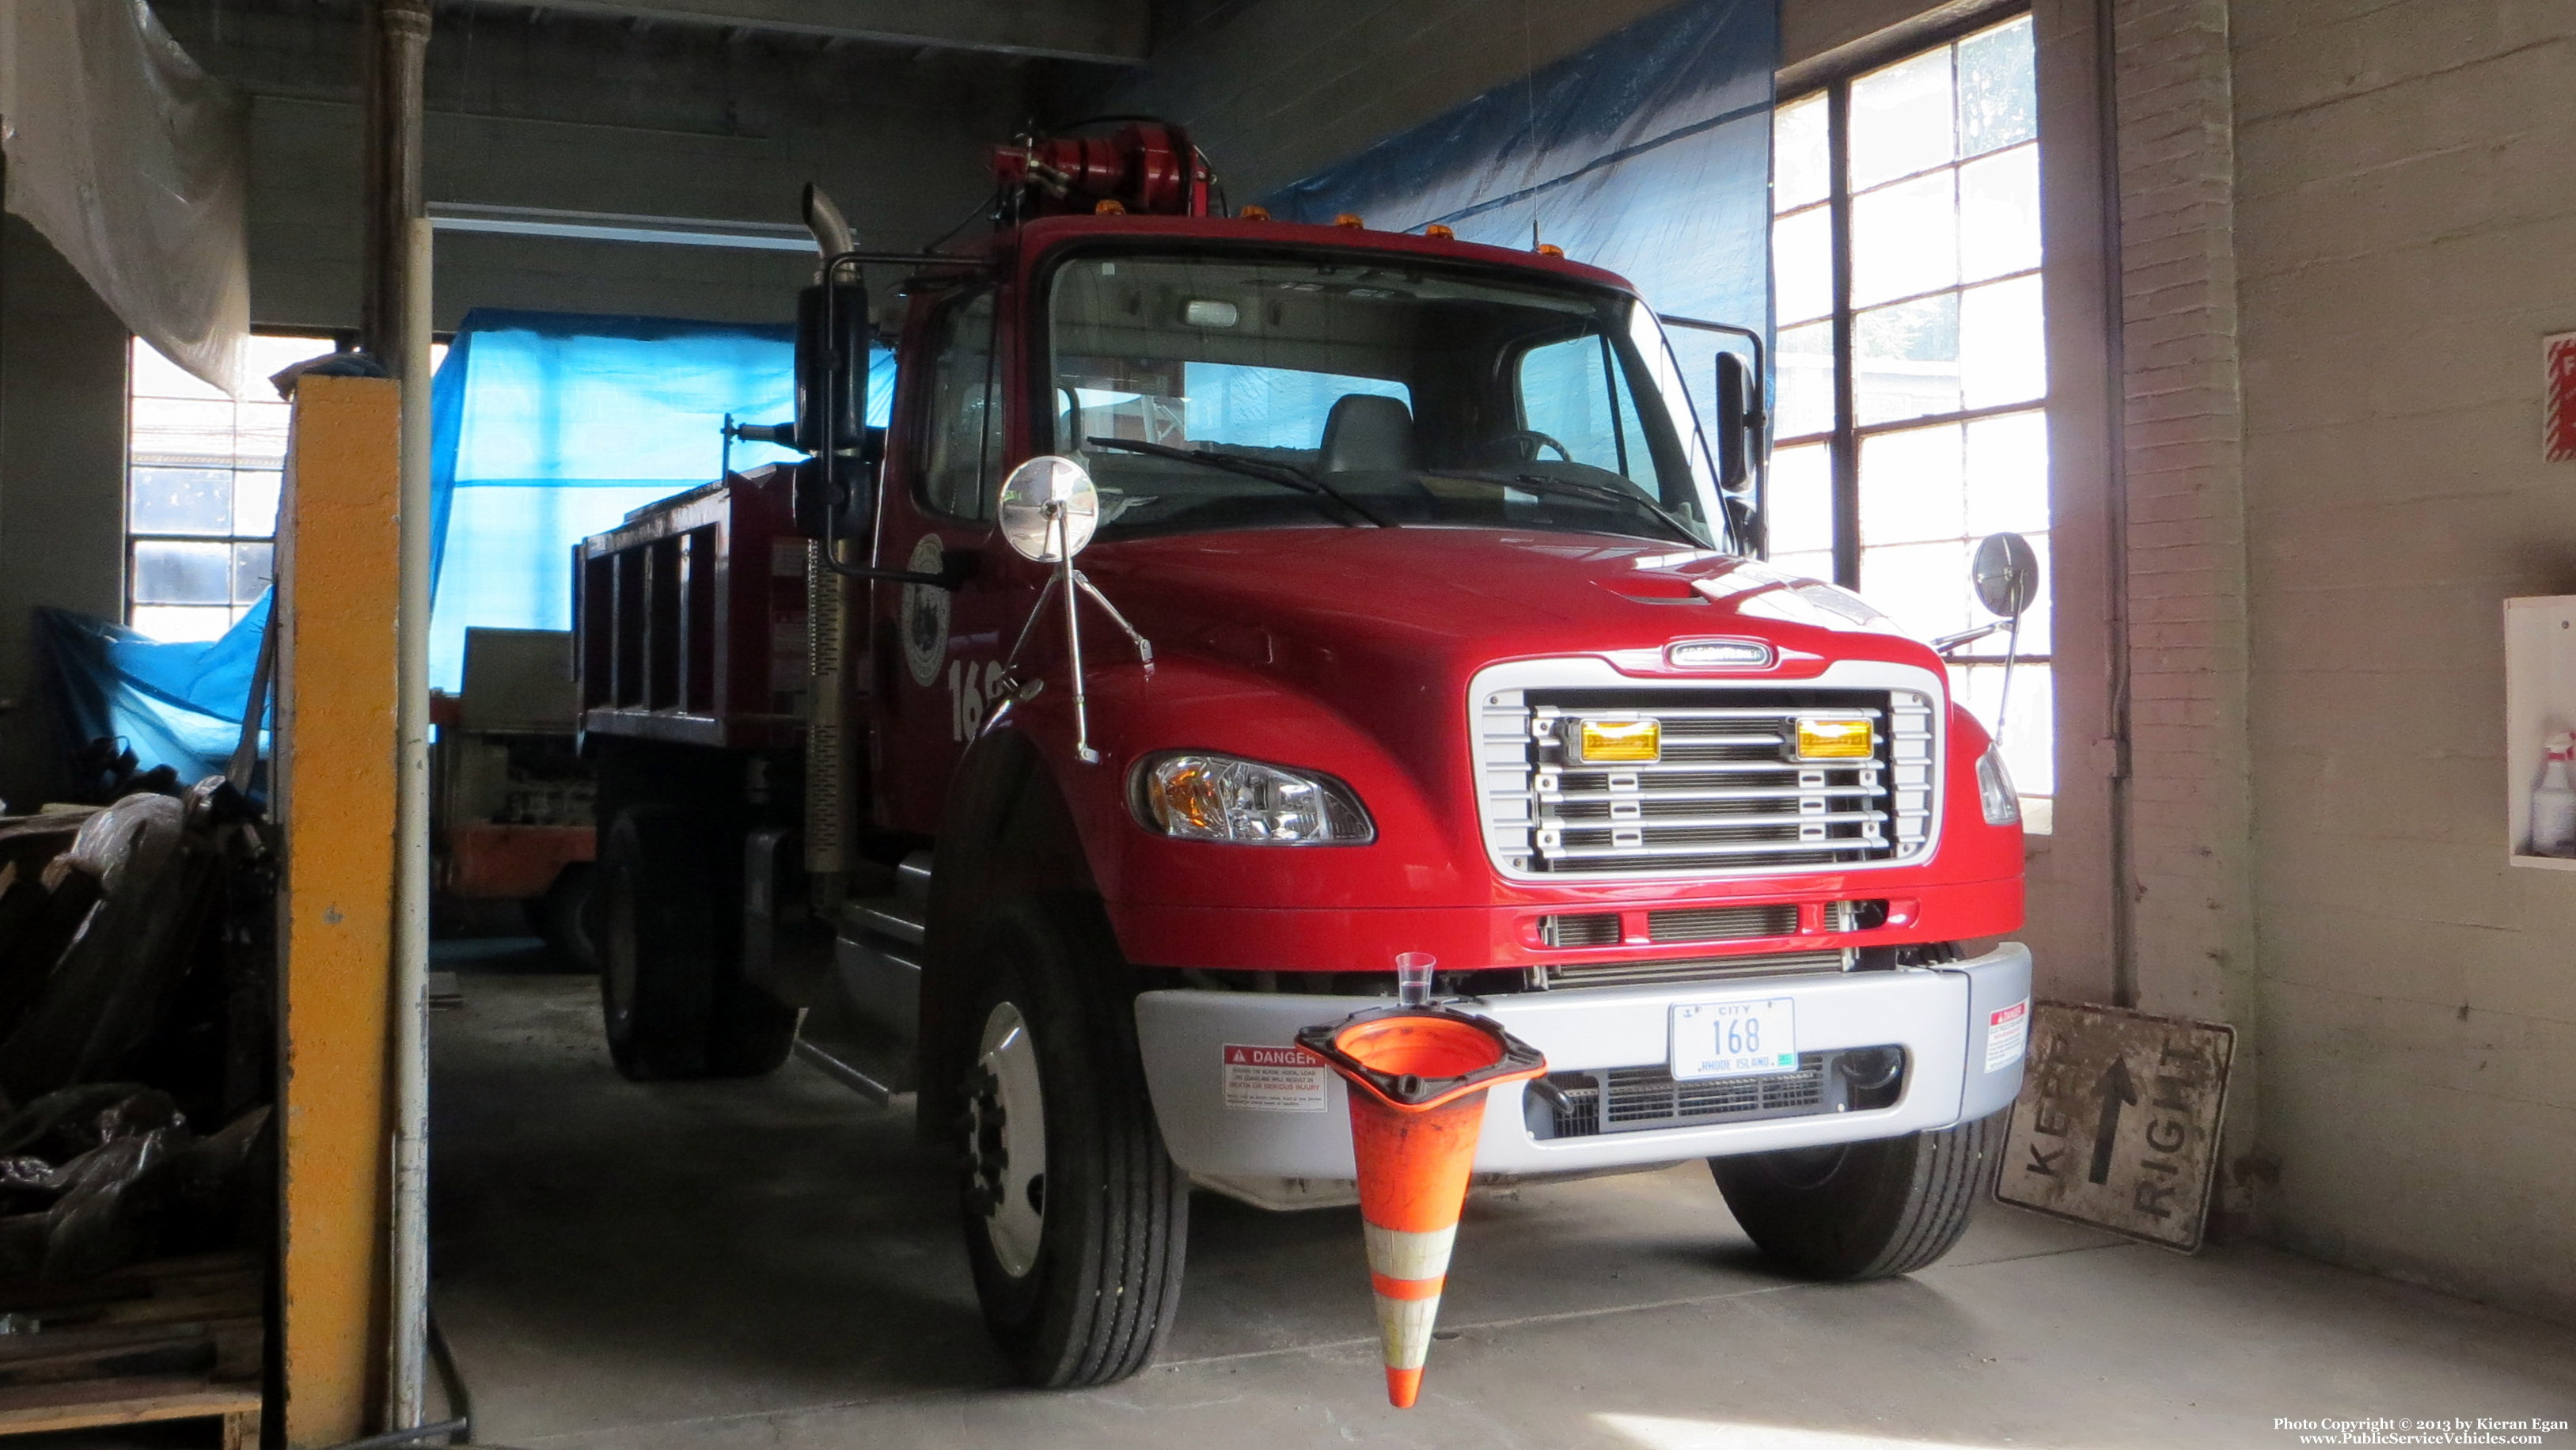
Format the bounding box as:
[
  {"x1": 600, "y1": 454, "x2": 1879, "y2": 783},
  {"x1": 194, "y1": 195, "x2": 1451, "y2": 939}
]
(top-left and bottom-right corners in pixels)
[
  {"x1": 1986, "y1": 999, "x2": 2031, "y2": 1072},
  {"x1": 1222, "y1": 1043, "x2": 1327, "y2": 1113}
]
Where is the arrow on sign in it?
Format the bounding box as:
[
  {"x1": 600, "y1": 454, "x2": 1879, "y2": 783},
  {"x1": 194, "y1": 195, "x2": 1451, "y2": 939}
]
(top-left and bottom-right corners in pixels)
[{"x1": 2088, "y1": 1057, "x2": 2137, "y2": 1185}]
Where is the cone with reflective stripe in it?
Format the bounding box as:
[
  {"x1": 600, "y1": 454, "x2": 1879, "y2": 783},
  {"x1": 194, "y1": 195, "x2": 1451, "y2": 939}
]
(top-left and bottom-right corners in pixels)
[{"x1": 1297, "y1": 1000, "x2": 1544, "y2": 1407}]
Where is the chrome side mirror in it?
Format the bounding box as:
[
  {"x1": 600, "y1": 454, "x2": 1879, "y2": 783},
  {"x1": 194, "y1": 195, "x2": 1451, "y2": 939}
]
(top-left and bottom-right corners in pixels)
[
  {"x1": 998, "y1": 455, "x2": 1100, "y2": 562},
  {"x1": 1972, "y1": 532, "x2": 2039, "y2": 621}
]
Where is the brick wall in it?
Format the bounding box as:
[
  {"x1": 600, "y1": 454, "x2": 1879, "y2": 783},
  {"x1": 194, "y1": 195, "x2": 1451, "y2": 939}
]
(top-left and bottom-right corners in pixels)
[{"x1": 2230, "y1": 0, "x2": 2576, "y2": 1323}]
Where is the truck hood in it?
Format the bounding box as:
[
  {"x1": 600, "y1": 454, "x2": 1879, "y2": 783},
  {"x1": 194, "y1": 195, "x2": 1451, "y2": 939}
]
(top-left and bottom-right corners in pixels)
[{"x1": 1077, "y1": 524, "x2": 1943, "y2": 691}]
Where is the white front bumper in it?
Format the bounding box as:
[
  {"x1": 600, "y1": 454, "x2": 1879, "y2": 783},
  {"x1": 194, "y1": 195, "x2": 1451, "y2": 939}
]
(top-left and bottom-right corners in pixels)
[{"x1": 1134, "y1": 942, "x2": 2031, "y2": 1179}]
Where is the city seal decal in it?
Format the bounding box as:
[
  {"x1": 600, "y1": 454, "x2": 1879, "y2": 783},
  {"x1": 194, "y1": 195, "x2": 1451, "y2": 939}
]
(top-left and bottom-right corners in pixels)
[{"x1": 900, "y1": 533, "x2": 950, "y2": 688}]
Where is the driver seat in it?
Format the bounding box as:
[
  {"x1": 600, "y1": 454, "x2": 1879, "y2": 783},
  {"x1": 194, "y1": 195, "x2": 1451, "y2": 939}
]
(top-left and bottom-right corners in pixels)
[{"x1": 1318, "y1": 394, "x2": 1416, "y2": 473}]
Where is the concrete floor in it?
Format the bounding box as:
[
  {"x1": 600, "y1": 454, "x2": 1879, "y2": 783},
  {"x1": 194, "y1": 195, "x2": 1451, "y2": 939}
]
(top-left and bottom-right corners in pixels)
[{"x1": 429, "y1": 956, "x2": 2576, "y2": 1450}]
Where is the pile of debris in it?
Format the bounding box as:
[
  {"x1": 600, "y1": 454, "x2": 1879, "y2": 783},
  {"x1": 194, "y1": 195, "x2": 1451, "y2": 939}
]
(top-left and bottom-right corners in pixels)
[{"x1": 0, "y1": 782, "x2": 275, "y2": 1286}]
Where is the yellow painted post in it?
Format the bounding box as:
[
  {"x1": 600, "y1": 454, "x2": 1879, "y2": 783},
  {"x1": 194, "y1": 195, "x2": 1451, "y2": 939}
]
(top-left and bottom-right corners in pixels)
[{"x1": 273, "y1": 374, "x2": 401, "y2": 1446}]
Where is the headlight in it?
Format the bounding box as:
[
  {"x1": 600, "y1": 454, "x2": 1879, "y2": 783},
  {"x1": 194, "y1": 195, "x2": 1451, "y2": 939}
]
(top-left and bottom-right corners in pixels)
[
  {"x1": 1132, "y1": 753, "x2": 1375, "y2": 845},
  {"x1": 1976, "y1": 742, "x2": 2021, "y2": 826}
]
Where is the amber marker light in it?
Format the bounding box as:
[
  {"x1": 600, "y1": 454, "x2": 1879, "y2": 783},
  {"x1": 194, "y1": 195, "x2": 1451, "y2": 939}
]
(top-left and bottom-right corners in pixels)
[
  {"x1": 1793, "y1": 716, "x2": 1876, "y2": 761},
  {"x1": 1575, "y1": 718, "x2": 1661, "y2": 764},
  {"x1": 1425, "y1": 223, "x2": 1455, "y2": 239},
  {"x1": 1336, "y1": 212, "x2": 1366, "y2": 228},
  {"x1": 1239, "y1": 204, "x2": 1271, "y2": 221}
]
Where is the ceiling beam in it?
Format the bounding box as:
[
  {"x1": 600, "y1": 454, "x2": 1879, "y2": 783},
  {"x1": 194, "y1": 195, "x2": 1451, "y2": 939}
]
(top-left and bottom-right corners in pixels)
[{"x1": 506, "y1": 0, "x2": 1149, "y2": 63}]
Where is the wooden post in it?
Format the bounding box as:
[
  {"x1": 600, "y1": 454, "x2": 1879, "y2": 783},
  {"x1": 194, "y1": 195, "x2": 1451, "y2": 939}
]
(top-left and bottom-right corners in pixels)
[{"x1": 272, "y1": 374, "x2": 401, "y2": 1446}]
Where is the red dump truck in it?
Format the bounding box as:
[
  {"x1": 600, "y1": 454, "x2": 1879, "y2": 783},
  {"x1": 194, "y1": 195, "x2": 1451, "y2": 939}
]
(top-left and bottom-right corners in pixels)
[{"x1": 574, "y1": 120, "x2": 2035, "y2": 1387}]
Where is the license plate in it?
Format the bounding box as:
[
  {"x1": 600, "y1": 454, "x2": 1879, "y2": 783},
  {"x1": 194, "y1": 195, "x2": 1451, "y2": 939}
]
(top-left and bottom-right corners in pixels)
[{"x1": 1670, "y1": 998, "x2": 1798, "y2": 1080}]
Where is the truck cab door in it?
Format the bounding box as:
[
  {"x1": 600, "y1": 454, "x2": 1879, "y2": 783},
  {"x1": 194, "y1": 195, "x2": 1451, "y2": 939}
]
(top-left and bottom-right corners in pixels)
[{"x1": 870, "y1": 284, "x2": 1015, "y2": 835}]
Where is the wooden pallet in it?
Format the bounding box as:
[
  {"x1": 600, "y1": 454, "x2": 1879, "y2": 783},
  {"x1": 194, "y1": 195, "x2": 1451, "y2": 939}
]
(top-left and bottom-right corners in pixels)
[{"x1": 0, "y1": 1254, "x2": 264, "y2": 1447}]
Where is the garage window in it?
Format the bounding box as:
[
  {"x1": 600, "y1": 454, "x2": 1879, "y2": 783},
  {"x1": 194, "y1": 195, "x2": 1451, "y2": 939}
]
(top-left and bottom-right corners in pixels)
[
  {"x1": 123, "y1": 334, "x2": 334, "y2": 642},
  {"x1": 1768, "y1": 11, "x2": 2053, "y2": 829}
]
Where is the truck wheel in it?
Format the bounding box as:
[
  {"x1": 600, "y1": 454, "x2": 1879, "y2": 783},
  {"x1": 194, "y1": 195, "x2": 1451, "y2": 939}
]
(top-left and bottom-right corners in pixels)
[
  {"x1": 1709, "y1": 1112, "x2": 1999, "y2": 1280},
  {"x1": 599, "y1": 809, "x2": 795, "y2": 1080},
  {"x1": 537, "y1": 863, "x2": 598, "y2": 971},
  {"x1": 955, "y1": 897, "x2": 1186, "y2": 1387}
]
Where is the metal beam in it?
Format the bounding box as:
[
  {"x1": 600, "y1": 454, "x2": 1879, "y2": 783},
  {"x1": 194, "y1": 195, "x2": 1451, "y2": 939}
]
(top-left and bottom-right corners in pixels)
[{"x1": 496, "y1": 0, "x2": 1149, "y2": 63}]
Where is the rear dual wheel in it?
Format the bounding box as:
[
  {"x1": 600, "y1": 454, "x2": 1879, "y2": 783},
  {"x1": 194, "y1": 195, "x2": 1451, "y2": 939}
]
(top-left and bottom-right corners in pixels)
[
  {"x1": 599, "y1": 808, "x2": 797, "y2": 1080},
  {"x1": 956, "y1": 896, "x2": 1186, "y2": 1387}
]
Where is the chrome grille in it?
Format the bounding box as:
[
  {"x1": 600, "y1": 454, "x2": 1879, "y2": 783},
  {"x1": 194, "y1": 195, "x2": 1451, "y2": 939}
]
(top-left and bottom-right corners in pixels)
[{"x1": 1478, "y1": 687, "x2": 1935, "y2": 877}]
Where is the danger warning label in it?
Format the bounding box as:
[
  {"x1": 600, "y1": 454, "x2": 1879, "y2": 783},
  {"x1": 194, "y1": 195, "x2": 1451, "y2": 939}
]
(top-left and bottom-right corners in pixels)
[
  {"x1": 1986, "y1": 999, "x2": 2031, "y2": 1072},
  {"x1": 1222, "y1": 1043, "x2": 1327, "y2": 1113}
]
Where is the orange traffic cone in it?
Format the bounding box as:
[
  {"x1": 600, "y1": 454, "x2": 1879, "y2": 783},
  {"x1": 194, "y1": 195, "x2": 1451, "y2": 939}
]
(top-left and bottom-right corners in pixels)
[{"x1": 1299, "y1": 966, "x2": 1544, "y2": 1410}]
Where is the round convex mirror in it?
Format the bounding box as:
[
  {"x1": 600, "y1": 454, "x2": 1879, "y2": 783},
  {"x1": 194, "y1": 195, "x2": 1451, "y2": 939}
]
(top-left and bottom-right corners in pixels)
[
  {"x1": 1971, "y1": 531, "x2": 2040, "y2": 620},
  {"x1": 996, "y1": 455, "x2": 1100, "y2": 563}
]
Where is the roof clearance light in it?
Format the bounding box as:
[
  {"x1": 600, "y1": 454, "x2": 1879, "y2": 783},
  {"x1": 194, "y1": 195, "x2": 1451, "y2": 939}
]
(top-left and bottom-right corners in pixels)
[
  {"x1": 1425, "y1": 223, "x2": 1455, "y2": 239},
  {"x1": 1095, "y1": 198, "x2": 1128, "y2": 214},
  {"x1": 1536, "y1": 242, "x2": 1565, "y2": 257},
  {"x1": 1666, "y1": 639, "x2": 1773, "y2": 670},
  {"x1": 1336, "y1": 212, "x2": 1365, "y2": 229},
  {"x1": 1575, "y1": 718, "x2": 1661, "y2": 764},
  {"x1": 1238, "y1": 204, "x2": 1271, "y2": 221},
  {"x1": 1793, "y1": 717, "x2": 1876, "y2": 761}
]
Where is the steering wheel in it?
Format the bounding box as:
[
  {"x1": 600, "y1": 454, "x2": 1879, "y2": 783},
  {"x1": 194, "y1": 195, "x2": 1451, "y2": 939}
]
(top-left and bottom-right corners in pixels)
[{"x1": 1490, "y1": 429, "x2": 1573, "y2": 463}]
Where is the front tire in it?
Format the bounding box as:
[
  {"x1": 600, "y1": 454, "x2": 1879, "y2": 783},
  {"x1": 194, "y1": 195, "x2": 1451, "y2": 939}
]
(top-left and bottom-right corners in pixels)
[
  {"x1": 956, "y1": 896, "x2": 1186, "y2": 1387},
  {"x1": 599, "y1": 809, "x2": 795, "y2": 1081},
  {"x1": 1710, "y1": 1113, "x2": 1999, "y2": 1280}
]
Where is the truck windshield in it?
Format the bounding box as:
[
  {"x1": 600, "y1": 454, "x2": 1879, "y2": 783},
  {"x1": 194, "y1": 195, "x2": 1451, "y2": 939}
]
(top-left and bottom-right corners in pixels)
[{"x1": 1045, "y1": 253, "x2": 1720, "y2": 546}]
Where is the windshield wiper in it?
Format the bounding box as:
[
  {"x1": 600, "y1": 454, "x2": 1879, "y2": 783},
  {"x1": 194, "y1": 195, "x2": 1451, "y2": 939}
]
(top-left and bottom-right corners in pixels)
[
  {"x1": 1443, "y1": 469, "x2": 1705, "y2": 547},
  {"x1": 1084, "y1": 437, "x2": 1396, "y2": 529}
]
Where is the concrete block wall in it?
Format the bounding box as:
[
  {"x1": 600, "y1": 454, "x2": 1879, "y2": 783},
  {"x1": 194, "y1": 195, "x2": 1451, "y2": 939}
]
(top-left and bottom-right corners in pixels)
[{"x1": 2230, "y1": 0, "x2": 2576, "y2": 1323}]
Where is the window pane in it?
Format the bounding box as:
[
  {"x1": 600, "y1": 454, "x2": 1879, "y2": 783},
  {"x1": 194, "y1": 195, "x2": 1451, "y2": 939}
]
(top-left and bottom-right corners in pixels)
[
  {"x1": 1851, "y1": 170, "x2": 1958, "y2": 306},
  {"x1": 132, "y1": 605, "x2": 235, "y2": 643},
  {"x1": 1960, "y1": 274, "x2": 2047, "y2": 409},
  {"x1": 923, "y1": 293, "x2": 1001, "y2": 521},
  {"x1": 1183, "y1": 363, "x2": 1409, "y2": 450},
  {"x1": 233, "y1": 470, "x2": 283, "y2": 537},
  {"x1": 234, "y1": 400, "x2": 290, "y2": 469},
  {"x1": 1766, "y1": 441, "x2": 1833, "y2": 558},
  {"x1": 1957, "y1": 16, "x2": 2038, "y2": 158},
  {"x1": 1774, "y1": 93, "x2": 1831, "y2": 212},
  {"x1": 1854, "y1": 292, "x2": 1961, "y2": 427},
  {"x1": 1849, "y1": 47, "x2": 1955, "y2": 189},
  {"x1": 132, "y1": 540, "x2": 232, "y2": 604},
  {"x1": 1774, "y1": 322, "x2": 1835, "y2": 439},
  {"x1": 1964, "y1": 410, "x2": 2050, "y2": 537},
  {"x1": 1859, "y1": 421, "x2": 1966, "y2": 549},
  {"x1": 1960, "y1": 144, "x2": 2040, "y2": 283},
  {"x1": 1517, "y1": 338, "x2": 1652, "y2": 484},
  {"x1": 1951, "y1": 660, "x2": 2053, "y2": 797},
  {"x1": 129, "y1": 467, "x2": 232, "y2": 535},
  {"x1": 1858, "y1": 536, "x2": 1975, "y2": 642},
  {"x1": 1772, "y1": 207, "x2": 1833, "y2": 325},
  {"x1": 130, "y1": 397, "x2": 238, "y2": 468},
  {"x1": 129, "y1": 339, "x2": 227, "y2": 401},
  {"x1": 232, "y1": 541, "x2": 275, "y2": 604},
  {"x1": 245, "y1": 333, "x2": 336, "y2": 380}
]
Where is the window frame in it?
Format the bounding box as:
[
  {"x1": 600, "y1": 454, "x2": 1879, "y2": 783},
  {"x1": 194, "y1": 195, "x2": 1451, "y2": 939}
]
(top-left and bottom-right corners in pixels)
[
  {"x1": 1774, "y1": 3, "x2": 2043, "y2": 616},
  {"x1": 123, "y1": 328, "x2": 351, "y2": 639},
  {"x1": 1774, "y1": 6, "x2": 2054, "y2": 823}
]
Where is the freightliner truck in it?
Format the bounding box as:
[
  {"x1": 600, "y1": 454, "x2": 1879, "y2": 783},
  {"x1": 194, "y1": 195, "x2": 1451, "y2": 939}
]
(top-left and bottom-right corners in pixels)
[{"x1": 574, "y1": 120, "x2": 2035, "y2": 1388}]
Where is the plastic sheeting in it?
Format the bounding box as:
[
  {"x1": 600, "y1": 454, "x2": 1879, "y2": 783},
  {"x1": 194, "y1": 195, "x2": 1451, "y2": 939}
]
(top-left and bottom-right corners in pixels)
[
  {"x1": 1266, "y1": 0, "x2": 1775, "y2": 442},
  {"x1": 427, "y1": 309, "x2": 894, "y2": 693},
  {"x1": 33, "y1": 597, "x2": 268, "y2": 791},
  {"x1": 0, "y1": 0, "x2": 250, "y2": 397}
]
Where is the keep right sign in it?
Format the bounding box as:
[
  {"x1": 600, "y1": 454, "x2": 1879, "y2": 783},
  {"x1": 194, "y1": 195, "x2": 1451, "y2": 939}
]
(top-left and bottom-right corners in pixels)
[{"x1": 1994, "y1": 1002, "x2": 2237, "y2": 1251}]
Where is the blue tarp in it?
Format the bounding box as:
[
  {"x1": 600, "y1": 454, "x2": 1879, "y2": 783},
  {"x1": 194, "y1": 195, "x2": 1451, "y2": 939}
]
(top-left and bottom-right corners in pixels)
[
  {"x1": 34, "y1": 595, "x2": 269, "y2": 791},
  {"x1": 1266, "y1": 0, "x2": 1777, "y2": 438}
]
